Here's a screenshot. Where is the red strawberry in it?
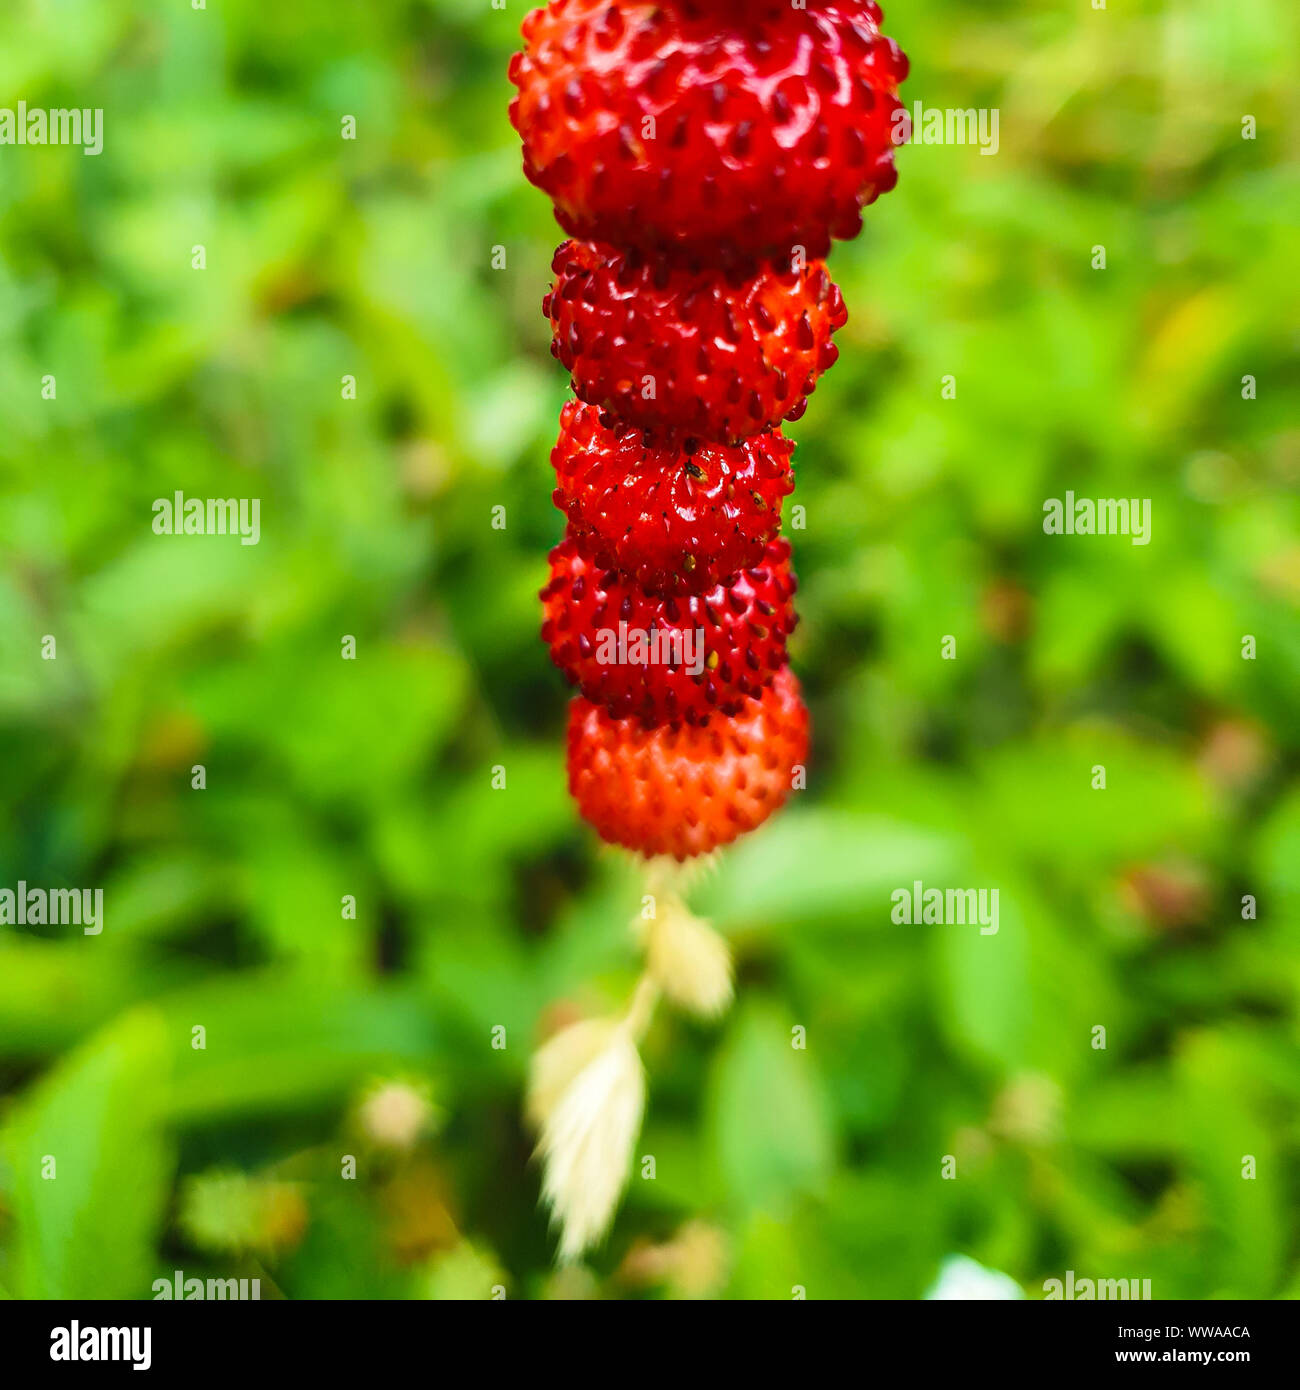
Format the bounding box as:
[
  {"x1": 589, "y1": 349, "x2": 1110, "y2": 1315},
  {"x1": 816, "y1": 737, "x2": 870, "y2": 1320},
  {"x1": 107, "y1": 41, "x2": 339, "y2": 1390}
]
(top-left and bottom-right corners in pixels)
[
  {"x1": 678, "y1": 0, "x2": 801, "y2": 19},
  {"x1": 566, "y1": 664, "x2": 809, "y2": 859},
  {"x1": 546, "y1": 240, "x2": 846, "y2": 443},
  {"x1": 541, "y1": 533, "x2": 797, "y2": 725},
  {"x1": 551, "y1": 401, "x2": 793, "y2": 594},
  {"x1": 508, "y1": 0, "x2": 908, "y2": 263}
]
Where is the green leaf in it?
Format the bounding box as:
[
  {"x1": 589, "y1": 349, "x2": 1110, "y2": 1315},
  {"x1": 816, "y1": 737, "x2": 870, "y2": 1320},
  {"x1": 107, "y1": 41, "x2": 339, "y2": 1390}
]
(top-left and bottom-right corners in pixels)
[
  {"x1": 4, "y1": 1009, "x2": 174, "y2": 1298},
  {"x1": 419, "y1": 1242, "x2": 506, "y2": 1300},
  {"x1": 698, "y1": 811, "x2": 963, "y2": 930},
  {"x1": 932, "y1": 878, "x2": 1031, "y2": 1074},
  {"x1": 707, "y1": 1001, "x2": 834, "y2": 1216},
  {"x1": 158, "y1": 973, "x2": 441, "y2": 1124}
]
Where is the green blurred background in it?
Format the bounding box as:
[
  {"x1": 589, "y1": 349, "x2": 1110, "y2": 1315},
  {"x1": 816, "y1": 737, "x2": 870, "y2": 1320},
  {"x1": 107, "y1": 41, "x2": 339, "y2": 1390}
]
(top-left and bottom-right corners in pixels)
[{"x1": 1, "y1": 0, "x2": 1298, "y2": 1300}]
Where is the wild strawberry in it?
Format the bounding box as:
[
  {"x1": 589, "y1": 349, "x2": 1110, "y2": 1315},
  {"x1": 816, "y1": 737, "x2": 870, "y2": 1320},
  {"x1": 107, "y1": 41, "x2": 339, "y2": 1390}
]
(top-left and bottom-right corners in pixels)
[
  {"x1": 551, "y1": 401, "x2": 793, "y2": 595},
  {"x1": 541, "y1": 533, "x2": 797, "y2": 725},
  {"x1": 566, "y1": 665, "x2": 809, "y2": 859},
  {"x1": 546, "y1": 240, "x2": 846, "y2": 443},
  {"x1": 678, "y1": 0, "x2": 800, "y2": 19},
  {"x1": 508, "y1": 0, "x2": 908, "y2": 263}
]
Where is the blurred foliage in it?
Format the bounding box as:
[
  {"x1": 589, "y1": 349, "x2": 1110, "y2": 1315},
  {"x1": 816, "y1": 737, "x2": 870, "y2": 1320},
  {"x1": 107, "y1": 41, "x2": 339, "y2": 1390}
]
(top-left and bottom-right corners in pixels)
[{"x1": 1, "y1": 0, "x2": 1298, "y2": 1300}]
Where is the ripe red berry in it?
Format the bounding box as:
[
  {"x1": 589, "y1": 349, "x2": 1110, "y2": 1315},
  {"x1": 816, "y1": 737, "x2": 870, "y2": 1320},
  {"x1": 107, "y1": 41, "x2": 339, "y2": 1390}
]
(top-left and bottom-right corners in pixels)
[
  {"x1": 545, "y1": 240, "x2": 846, "y2": 443},
  {"x1": 541, "y1": 533, "x2": 797, "y2": 725},
  {"x1": 680, "y1": 0, "x2": 891, "y2": 19},
  {"x1": 679, "y1": 0, "x2": 803, "y2": 18},
  {"x1": 566, "y1": 664, "x2": 810, "y2": 859},
  {"x1": 508, "y1": 0, "x2": 908, "y2": 262},
  {"x1": 551, "y1": 401, "x2": 793, "y2": 594}
]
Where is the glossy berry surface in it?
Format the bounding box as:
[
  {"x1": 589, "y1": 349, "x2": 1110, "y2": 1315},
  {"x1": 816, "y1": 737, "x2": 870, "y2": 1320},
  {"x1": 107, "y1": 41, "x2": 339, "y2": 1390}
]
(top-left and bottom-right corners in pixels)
[
  {"x1": 508, "y1": 0, "x2": 909, "y2": 262},
  {"x1": 541, "y1": 533, "x2": 797, "y2": 725},
  {"x1": 566, "y1": 664, "x2": 810, "y2": 859},
  {"x1": 546, "y1": 239, "x2": 846, "y2": 443},
  {"x1": 551, "y1": 401, "x2": 794, "y2": 594},
  {"x1": 673, "y1": 0, "x2": 802, "y2": 21}
]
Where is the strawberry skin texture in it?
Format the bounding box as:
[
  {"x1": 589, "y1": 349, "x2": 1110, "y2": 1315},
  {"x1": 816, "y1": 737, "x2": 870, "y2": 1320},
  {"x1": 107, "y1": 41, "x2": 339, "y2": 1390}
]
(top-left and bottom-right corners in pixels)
[
  {"x1": 551, "y1": 400, "x2": 793, "y2": 594},
  {"x1": 566, "y1": 664, "x2": 810, "y2": 859},
  {"x1": 677, "y1": 0, "x2": 810, "y2": 20},
  {"x1": 508, "y1": 0, "x2": 909, "y2": 262},
  {"x1": 546, "y1": 239, "x2": 846, "y2": 444},
  {"x1": 541, "y1": 533, "x2": 797, "y2": 725}
]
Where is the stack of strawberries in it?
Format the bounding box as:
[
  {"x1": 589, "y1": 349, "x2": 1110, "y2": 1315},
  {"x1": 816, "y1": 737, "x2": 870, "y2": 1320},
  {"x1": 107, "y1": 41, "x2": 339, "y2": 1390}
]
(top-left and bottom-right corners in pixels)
[{"x1": 510, "y1": 0, "x2": 908, "y2": 861}]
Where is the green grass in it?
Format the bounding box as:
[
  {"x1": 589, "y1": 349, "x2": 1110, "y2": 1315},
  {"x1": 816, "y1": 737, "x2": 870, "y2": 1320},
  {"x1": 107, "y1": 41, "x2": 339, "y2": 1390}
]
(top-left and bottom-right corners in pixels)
[{"x1": 0, "y1": 0, "x2": 1297, "y2": 1299}]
